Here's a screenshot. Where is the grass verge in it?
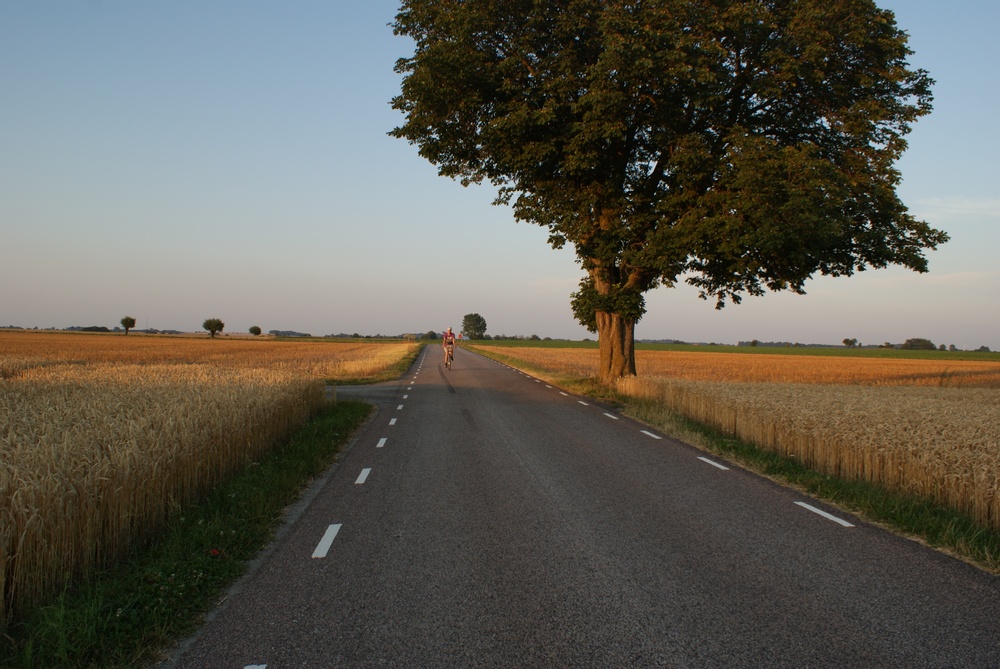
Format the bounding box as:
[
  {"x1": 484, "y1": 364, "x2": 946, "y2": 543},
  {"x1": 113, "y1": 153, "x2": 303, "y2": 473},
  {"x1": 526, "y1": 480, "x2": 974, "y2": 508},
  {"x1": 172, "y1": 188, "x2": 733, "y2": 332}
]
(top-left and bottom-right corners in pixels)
[
  {"x1": 468, "y1": 345, "x2": 1000, "y2": 574},
  {"x1": 1, "y1": 400, "x2": 373, "y2": 669},
  {"x1": 624, "y1": 398, "x2": 1000, "y2": 573}
]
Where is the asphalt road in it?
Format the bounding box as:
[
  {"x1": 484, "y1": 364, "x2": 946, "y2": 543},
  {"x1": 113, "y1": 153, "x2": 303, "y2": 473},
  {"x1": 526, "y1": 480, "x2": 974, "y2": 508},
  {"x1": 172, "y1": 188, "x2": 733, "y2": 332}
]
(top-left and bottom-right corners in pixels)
[{"x1": 159, "y1": 346, "x2": 1000, "y2": 668}]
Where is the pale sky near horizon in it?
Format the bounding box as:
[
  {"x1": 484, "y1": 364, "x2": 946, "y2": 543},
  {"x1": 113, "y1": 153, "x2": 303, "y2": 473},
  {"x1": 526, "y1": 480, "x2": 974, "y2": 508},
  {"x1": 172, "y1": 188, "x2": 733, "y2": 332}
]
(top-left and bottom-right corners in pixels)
[{"x1": 2, "y1": 1, "x2": 998, "y2": 349}]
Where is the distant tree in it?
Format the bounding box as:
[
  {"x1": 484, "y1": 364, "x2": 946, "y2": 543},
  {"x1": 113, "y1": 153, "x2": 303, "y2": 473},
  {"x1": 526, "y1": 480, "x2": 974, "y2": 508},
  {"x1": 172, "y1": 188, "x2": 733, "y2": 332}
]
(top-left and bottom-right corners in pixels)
[
  {"x1": 120, "y1": 316, "x2": 136, "y2": 335},
  {"x1": 843, "y1": 338, "x2": 858, "y2": 348},
  {"x1": 424, "y1": 330, "x2": 438, "y2": 340},
  {"x1": 249, "y1": 325, "x2": 262, "y2": 336},
  {"x1": 462, "y1": 313, "x2": 488, "y2": 340},
  {"x1": 900, "y1": 337, "x2": 936, "y2": 350},
  {"x1": 948, "y1": 344, "x2": 958, "y2": 352},
  {"x1": 975, "y1": 346, "x2": 991, "y2": 353},
  {"x1": 391, "y1": 0, "x2": 946, "y2": 384},
  {"x1": 203, "y1": 318, "x2": 225, "y2": 338}
]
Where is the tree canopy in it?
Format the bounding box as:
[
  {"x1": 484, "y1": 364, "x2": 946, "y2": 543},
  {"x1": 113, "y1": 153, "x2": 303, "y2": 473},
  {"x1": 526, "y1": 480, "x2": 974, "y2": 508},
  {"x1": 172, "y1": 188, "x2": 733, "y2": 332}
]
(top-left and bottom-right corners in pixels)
[
  {"x1": 203, "y1": 318, "x2": 225, "y2": 338},
  {"x1": 391, "y1": 0, "x2": 948, "y2": 382},
  {"x1": 462, "y1": 313, "x2": 488, "y2": 340}
]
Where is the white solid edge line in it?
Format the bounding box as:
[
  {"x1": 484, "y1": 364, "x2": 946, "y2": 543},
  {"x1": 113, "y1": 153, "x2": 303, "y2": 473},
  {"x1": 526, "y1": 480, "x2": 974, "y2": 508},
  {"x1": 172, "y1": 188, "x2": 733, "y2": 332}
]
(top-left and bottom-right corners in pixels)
[
  {"x1": 356, "y1": 468, "x2": 371, "y2": 484},
  {"x1": 377, "y1": 437, "x2": 388, "y2": 448},
  {"x1": 603, "y1": 412, "x2": 619, "y2": 420},
  {"x1": 312, "y1": 523, "x2": 342, "y2": 558},
  {"x1": 794, "y1": 502, "x2": 854, "y2": 527},
  {"x1": 641, "y1": 430, "x2": 662, "y2": 440},
  {"x1": 697, "y1": 456, "x2": 729, "y2": 470}
]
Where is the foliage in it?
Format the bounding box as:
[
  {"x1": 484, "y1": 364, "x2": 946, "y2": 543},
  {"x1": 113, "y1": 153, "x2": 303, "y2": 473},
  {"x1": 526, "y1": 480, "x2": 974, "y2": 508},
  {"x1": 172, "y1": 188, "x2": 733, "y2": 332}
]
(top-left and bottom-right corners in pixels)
[
  {"x1": 119, "y1": 316, "x2": 135, "y2": 335},
  {"x1": 901, "y1": 337, "x2": 937, "y2": 350},
  {"x1": 202, "y1": 318, "x2": 224, "y2": 338},
  {"x1": 391, "y1": 0, "x2": 947, "y2": 382},
  {"x1": 461, "y1": 313, "x2": 488, "y2": 340},
  {"x1": 249, "y1": 325, "x2": 262, "y2": 336}
]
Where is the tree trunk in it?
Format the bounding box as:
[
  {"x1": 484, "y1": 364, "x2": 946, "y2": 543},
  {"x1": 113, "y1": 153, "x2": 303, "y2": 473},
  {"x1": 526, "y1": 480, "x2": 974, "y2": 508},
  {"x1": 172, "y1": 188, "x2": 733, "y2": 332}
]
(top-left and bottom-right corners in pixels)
[{"x1": 596, "y1": 310, "x2": 636, "y2": 384}]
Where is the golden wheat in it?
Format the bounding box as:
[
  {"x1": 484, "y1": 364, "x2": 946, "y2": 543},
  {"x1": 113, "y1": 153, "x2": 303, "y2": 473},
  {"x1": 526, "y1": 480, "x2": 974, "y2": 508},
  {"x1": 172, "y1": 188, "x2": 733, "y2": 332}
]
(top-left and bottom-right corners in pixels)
[
  {"x1": 0, "y1": 331, "x2": 417, "y2": 626},
  {"x1": 471, "y1": 345, "x2": 1000, "y2": 387}
]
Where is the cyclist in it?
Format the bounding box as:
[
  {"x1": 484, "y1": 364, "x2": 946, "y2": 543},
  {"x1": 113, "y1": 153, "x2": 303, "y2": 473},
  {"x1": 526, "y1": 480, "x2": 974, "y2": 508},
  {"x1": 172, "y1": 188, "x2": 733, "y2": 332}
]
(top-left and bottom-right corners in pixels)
[{"x1": 442, "y1": 327, "x2": 456, "y2": 367}]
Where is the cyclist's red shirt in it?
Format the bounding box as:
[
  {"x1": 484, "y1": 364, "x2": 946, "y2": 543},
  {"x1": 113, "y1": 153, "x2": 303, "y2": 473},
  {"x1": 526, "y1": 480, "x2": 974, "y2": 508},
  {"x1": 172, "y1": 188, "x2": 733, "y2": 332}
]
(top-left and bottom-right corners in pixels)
[{"x1": 443, "y1": 332, "x2": 456, "y2": 346}]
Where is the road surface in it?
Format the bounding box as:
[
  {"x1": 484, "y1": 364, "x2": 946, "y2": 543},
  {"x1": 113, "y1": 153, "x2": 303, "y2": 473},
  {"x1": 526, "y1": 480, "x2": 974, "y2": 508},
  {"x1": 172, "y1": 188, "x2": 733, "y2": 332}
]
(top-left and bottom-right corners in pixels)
[{"x1": 159, "y1": 346, "x2": 1000, "y2": 668}]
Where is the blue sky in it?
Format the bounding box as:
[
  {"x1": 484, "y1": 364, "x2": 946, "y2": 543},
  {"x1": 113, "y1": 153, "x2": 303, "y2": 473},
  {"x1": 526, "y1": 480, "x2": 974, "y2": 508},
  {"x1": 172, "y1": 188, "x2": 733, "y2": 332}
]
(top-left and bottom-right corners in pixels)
[{"x1": 2, "y1": 1, "x2": 997, "y2": 349}]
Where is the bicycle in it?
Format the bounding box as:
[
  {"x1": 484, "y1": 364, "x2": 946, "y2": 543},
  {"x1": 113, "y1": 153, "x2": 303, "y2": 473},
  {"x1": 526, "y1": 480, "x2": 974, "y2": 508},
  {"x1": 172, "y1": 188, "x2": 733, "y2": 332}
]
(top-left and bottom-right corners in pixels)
[{"x1": 444, "y1": 344, "x2": 454, "y2": 370}]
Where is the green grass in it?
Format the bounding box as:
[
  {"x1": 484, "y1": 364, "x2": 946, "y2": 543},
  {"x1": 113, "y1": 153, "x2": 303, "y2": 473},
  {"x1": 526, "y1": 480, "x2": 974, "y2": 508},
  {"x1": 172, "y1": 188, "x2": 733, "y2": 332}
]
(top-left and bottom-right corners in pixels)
[
  {"x1": 471, "y1": 338, "x2": 1000, "y2": 361},
  {"x1": 467, "y1": 338, "x2": 600, "y2": 349},
  {"x1": 624, "y1": 398, "x2": 1000, "y2": 572},
  {"x1": 468, "y1": 345, "x2": 1000, "y2": 575},
  {"x1": 1, "y1": 401, "x2": 373, "y2": 669}
]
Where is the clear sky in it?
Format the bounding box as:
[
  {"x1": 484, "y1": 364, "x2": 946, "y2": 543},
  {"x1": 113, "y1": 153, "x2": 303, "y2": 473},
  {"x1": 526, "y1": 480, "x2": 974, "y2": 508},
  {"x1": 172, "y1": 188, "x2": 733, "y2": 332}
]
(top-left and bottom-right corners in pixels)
[{"x1": 2, "y1": 1, "x2": 997, "y2": 349}]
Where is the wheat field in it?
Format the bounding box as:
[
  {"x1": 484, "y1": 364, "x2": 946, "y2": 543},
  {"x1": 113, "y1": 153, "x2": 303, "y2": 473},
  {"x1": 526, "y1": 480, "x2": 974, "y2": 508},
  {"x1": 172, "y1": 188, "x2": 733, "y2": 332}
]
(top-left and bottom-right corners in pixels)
[
  {"x1": 0, "y1": 331, "x2": 417, "y2": 626},
  {"x1": 472, "y1": 344, "x2": 1000, "y2": 532}
]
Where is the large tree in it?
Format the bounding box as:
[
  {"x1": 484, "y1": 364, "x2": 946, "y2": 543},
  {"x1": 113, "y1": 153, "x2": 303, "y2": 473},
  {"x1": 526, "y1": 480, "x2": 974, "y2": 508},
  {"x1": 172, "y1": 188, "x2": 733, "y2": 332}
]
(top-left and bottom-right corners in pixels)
[{"x1": 391, "y1": 0, "x2": 948, "y2": 383}]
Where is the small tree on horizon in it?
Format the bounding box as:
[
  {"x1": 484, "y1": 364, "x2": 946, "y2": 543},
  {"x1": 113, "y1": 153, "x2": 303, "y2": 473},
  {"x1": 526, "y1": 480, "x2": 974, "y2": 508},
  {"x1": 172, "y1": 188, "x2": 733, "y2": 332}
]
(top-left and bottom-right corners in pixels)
[
  {"x1": 462, "y1": 313, "x2": 488, "y2": 340},
  {"x1": 203, "y1": 318, "x2": 225, "y2": 338},
  {"x1": 900, "y1": 337, "x2": 936, "y2": 350},
  {"x1": 249, "y1": 325, "x2": 262, "y2": 336},
  {"x1": 120, "y1": 316, "x2": 136, "y2": 335}
]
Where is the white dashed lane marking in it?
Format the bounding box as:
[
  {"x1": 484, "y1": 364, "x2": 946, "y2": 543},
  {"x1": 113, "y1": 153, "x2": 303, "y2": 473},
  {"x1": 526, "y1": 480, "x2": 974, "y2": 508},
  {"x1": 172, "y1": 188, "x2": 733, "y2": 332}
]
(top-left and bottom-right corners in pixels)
[
  {"x1": 698, "y1": 457, "x2": 729, "y2": 471},
  {"x1": 795, "y1": 502, "x2": 854, "y2": 527},
  {"x1": 312, "y1": 524, "x2": 342, "y2": 558}
]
